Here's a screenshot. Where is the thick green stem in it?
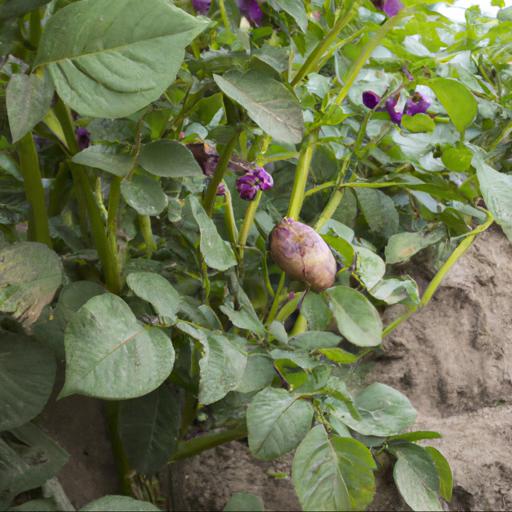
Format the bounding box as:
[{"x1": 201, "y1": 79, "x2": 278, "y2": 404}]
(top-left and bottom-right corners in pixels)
[
  {"x1": 382, "y1": 210, "x2": 494, "y2": 337},
  {"x1": 265, "y1": 273, "x2": 286, "y2": 325},
  {"x1": 290, "y1": 2, "x2": 360, "y2": 87},
  {"x1": 203, "y1": 133, "x2": 238, "y2": 216},
  {"x1": 17, "y1": 133, "x2": 52, "y2": 248},
  {"x1": 218, "y1": 0, "x2": 231, "y2": 33},
  {"x1": 334, "y1": 11, "x2": 406, "y2": 107},
  {"x1": 107, "y1": 177, "x2": 122, "y2": 284},
  {"x1": 287, "y1": 135, "x2": 316, "y2": 220},
  {"x1": 139, "y1": 215, "x2": 157, "y2": 257},
  {"x1": 238, "y1": 190, "x2": 261, "y2": 260},
  {"x1": 28, "y1": 8, "x2": 42, "y2": 48},
  {"x1": 223, "y1": 187, "x2": 238, "y2": 248},
  {"x1": 169, "y1": 424, "x2": 247, "y2": 462}
]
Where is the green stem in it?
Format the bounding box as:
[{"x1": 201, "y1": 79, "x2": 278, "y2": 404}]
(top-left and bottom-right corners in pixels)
[
  {"x1": 48, "y1": 163, "x2": 70, "y2": 217},
  {"x1": 203, "y1": 132, "x2": 238, "y2": 216},
  {"x1": 95, "y1": 176, "x2": 108, "y2": 222},
  {"x1": 218, "y1": 0, "x2": 231, "y2": 33},
  {"x1": 238, "y1": 190, "x2": 261, "y2": 260},
  {"x1": 223, "y1": 187, "x2": 238, "y2": 248},
  {"x1": 107, "y1": 177, "x2": 122, "y2": 284},
  {"x1": 138, "y1": 215, "x2": 157, "y2": 257},
  {"x1": 28, "y1": 8, "x2": 42, "y2": 48},
  {"x1": 382, "y1": 209, "x2": 494, "y2": 337},
  {"x1": 290, "y1": 2, "x2": 360, "y2": 87},
  {"x1": 314, "y1": 154, "x2": 351, "y2": 231},
  {"x1": 334, "y1": 11, "x2": 406, "y2": 107},
  {"x1": 265, "y1": 273, "x2": 286, "y2": 325},
  {"x1": 104, "y1": 402, "x2": 133, "y2": 496},
  {"x1": 169, "y1": 424, "x2": 247, "y2": 462},
  {"x1": 305, "y1": 180, "x2": 411, "y2": 198},
  {"x1": 17, "y1": 133, "x2": 52, "y2": 248},
  {"x1": 287, "y1": 135, "x2": 316, "y2": 220}
]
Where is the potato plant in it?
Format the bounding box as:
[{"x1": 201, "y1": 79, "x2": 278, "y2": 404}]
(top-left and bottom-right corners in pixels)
[{"x1": 1, "y1": 0, "x2": 511, "y2": 510}]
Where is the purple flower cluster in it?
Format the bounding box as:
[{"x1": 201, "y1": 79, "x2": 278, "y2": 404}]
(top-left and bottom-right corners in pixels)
[
  {"x1": 192, "y1": 0, "x2": 211, "y2": 14},
  {"x1": 236, "y1": 166, "x2": 273, "y2": 201},
  {"x1": 371, "y1": 0, "x2": 403, "y2": 17},
  {"x1": 75, "y1": 127, "x2": 90, "y2": 150},
  {"x1": 192, "y1": 0, "x2": 264, "y2": 25},
  {"x1": 362, "y1": 90, "x2": 431, "y2": 126}
]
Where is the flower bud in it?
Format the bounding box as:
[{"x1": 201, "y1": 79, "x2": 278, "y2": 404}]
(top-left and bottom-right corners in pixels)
[
  {"x1": 362, "y1": 91, "x2": 381, "y2": 110},
  {"x1": 270, "y1": 218, "x2": 337, "y2": 292},
  {"x1": 405, "y1": 91, "x2": 431, "y2": 116}
]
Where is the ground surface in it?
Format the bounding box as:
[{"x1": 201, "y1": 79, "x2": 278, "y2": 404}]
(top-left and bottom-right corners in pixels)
[{"x1": 40, "y1": 227, "x2": 512, "y2": 511}]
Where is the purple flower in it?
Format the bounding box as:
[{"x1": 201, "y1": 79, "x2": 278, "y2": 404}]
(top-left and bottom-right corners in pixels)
[
  {"x1": 405, "y1": 91, "x2": 431, "y2": 116},
  {"x1": 362, "y1": 91, "x2": 381, "y2": 110},
  {"x1": 192, "y1": 0, "x2": 211, "y2": 14},
  {"x1": 238, "y1": 0, "x2": 263, "y2": 25},
  {"x1": 236, "y1": 167, "x2": 273, "y2": 201},
  {"x1": 75, "y1": 127, "x2": 90, "y2": 150},
  {"x1": 385, "y1": 95, "x2": 403, "y2": 125},
  {"x1": 216, "y1": 182, "x2": 226, "y2": 196},
  {"x1": 402, "y1": 66, "x2": 414, "y2": 82},
  {"x1": 372, "y1": 0, "x2": 403, "y2": 17}
]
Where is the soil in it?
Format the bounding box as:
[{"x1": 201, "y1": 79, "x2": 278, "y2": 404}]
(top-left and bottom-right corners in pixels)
[{"x1": 38, "y1": 227, "x2": 512, "y2": 511}]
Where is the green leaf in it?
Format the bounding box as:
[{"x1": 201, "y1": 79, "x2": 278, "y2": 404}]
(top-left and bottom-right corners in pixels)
[
  {"x1": 301, "y1": 292, "x2": 332, "y2": 331},
  {"x1": 425, "y1": 447, "x2": 453, "y2": 502},
  {"x1": 392, "y1": 443, "x2": 442, "y2": 511},
  {"x1": 118, "y1": 383, "x2": 181, "y2": 475},
  {"x1": 318, "y1": 347, "x2": 359, "y2": 364},
  {"x1": 139, "y1": 141, "x2": 203, "y2": 178},
  {"x1": 326, "y1": 286, "x2": 382, "y2": 347},
  {"x1": 322, "y1": 234, "x2": 355, "y2": 267},
  {"x1": 126, "y1": 272, "x2": 181, "y2": 323},
  {"x1": 387, "y1": 431, "x2": 442, "y2": 443},
  {"x1": 0, "y1": 332, "x2": 56, "y2": 430},
  {"x1": 214, "y1": 70, "x2": 303, "y2": 144},
  {"x1": 121, "y1": 173, "x2": 168, "y2": 216},
  {"x1": 292, "y1": 425, "x2": 376, "y2": 511},
  {"x1": 441, "y1": 146, "x2": 473, "y2": 172},
  {"x1": 235, "y1": 352, "x2": 275, "y2": 394},
  {"x1": 369, "y1": 277, "x2": 420, "y2": 306},
  {"x1": 354, "y1": 246, "x2": 385, "y2": 289},
  {"x1": 61, "y1": 293, "x2": 174, "y2": 399},
  {"x1": 72, "y1": 144, "x2": 134, "y2": 177},
  {"x1": 81, "y1": 496, "x2": 160, "y2": 511},
  {"x1": 247, "y1": 387, "x2": 313, "y2": 460},
  {"x1": 199, "y1": 333, "x2": 247, "y2": 405},
  {"x1": 0, "y1": 0, "x2": 51, "y2": 20},
  {"x1": 402, "y1": 113, "x2": 435, "y2": 133},
  {"x1": 35, "y1": 0, "x2": 208, "y2": 118},
  {"x1": 385, "y1": 229, "x2": 444, "y2": 264},
  {"x1": 0, "y1": 242, "x2": 63, "y2": 325},
  {"x1": 429, "y1": 78, "x2": 477, "y2": 134},
  {"x1": 474, "y1": 156, "x2": 512, "y2": 241},
  {"x1": 224, "y1": 492, "x2": 264, "y2": 512},
  {"x1": 331, "y1": 383, "x2": 417, "y2": 436},
  {"x1": 0, "y1": 424, "x2": 68, "y2": 508},
  {"x1": 289, "y1": 330, "x2": 341, "y2": 350},
  {"x1": 188, "y1": 195, "x2": 237, "y2": 271},
  {"x1": 220, "y1": 304, "x2": 265, "y2": 336},
  {"x1": 6, "y1": 72, "x2": 54, "y2": 143},
  {"x1": 270, "y1": 0, "x2": 308, "y2": 31},
  {"x1": 355, "y1": 188, "x2": 399, "y2": 239}
]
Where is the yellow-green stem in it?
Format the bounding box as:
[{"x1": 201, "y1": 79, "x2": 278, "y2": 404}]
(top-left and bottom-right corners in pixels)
[
  {"x1": 238, "y1": 190, "x2": 261, "y2": 260},
  {"x1": 107, "y1": 177, "x2": 123, "y2": 285},
  {"x1": 218, "y1": 0, "x2": 231, "y2": 33},
  {"x1": 17, "y1": 133, "x2": 52, "y2": 248},
  {"x1": 223, "y1": 187, "x2": 238, "y2": 248},
  {"x1": 265, "y1": 273, "x2": 286, "y2": 325},
  {"x1": 139, "y1": 215, "x2": 157, "y2": 257}
]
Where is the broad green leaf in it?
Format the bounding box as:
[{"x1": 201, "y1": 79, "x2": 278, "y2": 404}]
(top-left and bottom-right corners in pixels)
[
  {"x1": 402, "y1": 113, "x2": 435, "y2": 133},
  {"x1": 355, "y1": 188, "x2": 399, "y2": 239},
  {"x1": 387, "y1": 431, "x2": 442, "y2": 443},
  {"x1": 121, "y1": 173, "x2": 168, "y2": 216},
  {"x1": 0, "y1": 424, "x2": 68, "y2": 508},
  {"x1": 199, "y1": 333, "x2": 247, "y2": 405},
  {"x1": 118, "y1": 383, "x2": 181, "y2": 474},
  {"x1": 392, "y1": 443, "x2": 442, "y2": 511},
  {"x1": 35, "y1": 0, "x2": 208, "y2": 118},
  {"x1": 474, "y1": 156, "x2": 512, "y2": 241},
  {"x1": 72, "y1": 144, "x2": 134, "y2": 177},
  {"x1": 188, "y1": 195, "x2": 237, "y2": 271},
  {"x1": 214, "y1": 70, "x2": 303, "y2": 144},
  {"x1": 0, "y1": 242, "x2": 63, "y2": 325},
  {"x1": 247, "y1": 387, "x2": 313, "y2": 460},
  {"x1": 126, "y1": 272, "x2": 181, "y2": 323},
  {"x1": 332, "y1": 383, "x2": 416, "y2": 437},
  {"x1": 61, "y1": 293, "x2": 174, "y2": 399},
  {"x1": 318, "y1": 347, "x2": 359, "y2": 364},
  {"x1": 354, "y1": 246, "x2": 385, "y2": 289},
  {"x1": 292, "y1": 425, "x2": 376, "y2": 511},
  {"x1": 0, "y1": 0, "x2": 51, "y2": 20},
  {"x1": 370, "y1": 277, "x2": 420, "y2": 306},
  {"x1": 81, "y1": 496, "x2": 160, "y2": 512},
  {"x1": 269, "y1": 0, "x2": 307, "y2": 31},
  {"x1": 441, "y1": 146, "x2": 473, "y2": 172},
  {"x1": 322, "y1": 234, "x2": 355, "y2": 267},
  {"x1": 6, "y1": 72, "x2": 54, "y2": 142},
  {"x1": 429, "y1": 78, "x2": 477, "y2": 134},
  {"x1": 235, "y1": 352, "x2": 275, "y2": 394},
  {"x1": 425, "y1": 447, "x2": 453, "y2": 502},
  {"x1": 224, "y1": 492, "x2": 264, "y2": 512},
  {"x1": 301, "y1": 293, "x2": 332, "y2": 331},
  {"x1": 385, "y1": 229, "x2": 444, "y2": 264},
  {"x1": 220, "y1": 304, "x2": 265, "y2": 336},
  {"x1": 139, "y1": 141, "x2": 203, "y2": 178},
  {"x1": 0, "y1": 332, "x2": 56, "y2": 430},
  {"x1": 289, "y1": 331, "x2": 341, "y2": 350},
  {"x1": 326, "y1": 286, "x2": 382, "y2": 347},
  {"x1": 270, "y1": 349, "x2": 317, "y2": 369}
]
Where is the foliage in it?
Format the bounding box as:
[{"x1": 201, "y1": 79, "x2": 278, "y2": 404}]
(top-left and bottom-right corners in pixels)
[{"x1": 1, "y1": 0, "x2": 511, "y2": 510}]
